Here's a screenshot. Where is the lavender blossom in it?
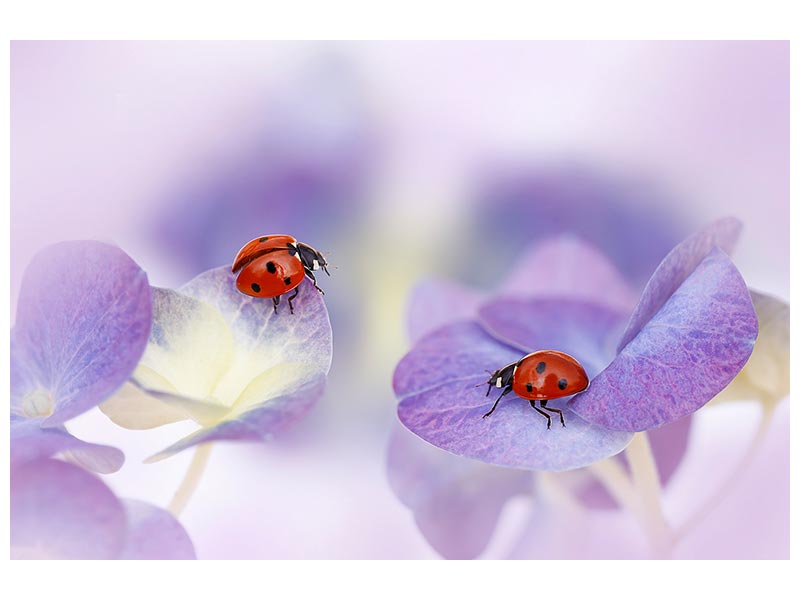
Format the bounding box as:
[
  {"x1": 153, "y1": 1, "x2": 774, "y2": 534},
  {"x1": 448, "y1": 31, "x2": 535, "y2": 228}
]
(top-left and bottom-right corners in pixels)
[
  {"x1": 10, "y1": 241, "x2": 153, "y2": 473},
  {"x1": 101, "y1": 267, "x2": 333, "y2": 461}
]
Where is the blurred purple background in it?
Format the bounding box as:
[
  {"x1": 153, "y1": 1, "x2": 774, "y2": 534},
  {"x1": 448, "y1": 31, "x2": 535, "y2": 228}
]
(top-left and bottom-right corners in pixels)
[{"x1": 10, "y1": 41, "x2": 789, "y2": 558}]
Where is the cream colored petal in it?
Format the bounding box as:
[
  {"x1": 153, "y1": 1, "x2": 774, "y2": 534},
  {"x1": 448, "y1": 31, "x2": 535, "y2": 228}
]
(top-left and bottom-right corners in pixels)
[
  {"x1": 711, "y1": 290, "x2": 789, "y2": 409},
  {"x1": 136, "y1": 287, "x2": 234, "y2": 402},
  {"x1": 100, "y1": 381, "x2": 187, "y2": 430},
  {"x1": 228, "y1": 361, "x2": 316, "y2": 418}
]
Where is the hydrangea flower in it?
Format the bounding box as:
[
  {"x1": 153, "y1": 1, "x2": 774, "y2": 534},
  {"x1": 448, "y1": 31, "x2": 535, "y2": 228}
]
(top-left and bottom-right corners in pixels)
[
  {"x1": 390, "y1": 218, "x2": 761, "y2": 557},
  {"x1": 11, "y1": 241, "x2": 153, "y2": 473},
  {"x1": 11, "y1": 458, "x2": 195, "y2": 559},
  {"x1": 101, "y1": 267, "x2": 333, "y2": 462},
  {"x1": 394, "y1": 218, "x2": 755, "y2": 468}
]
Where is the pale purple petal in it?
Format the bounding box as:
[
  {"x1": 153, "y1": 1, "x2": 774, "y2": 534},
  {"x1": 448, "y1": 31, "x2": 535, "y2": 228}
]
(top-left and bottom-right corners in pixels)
[
  {"x1": 478, "y1": 298, "x2": 626, "y2": 376},
  {"x1": 407, "y1": 279, "x2": 483, "y2": 344},
  {"x1": 119, "y1": 500, "x2": 196, "y2": 559},
  {"x1": 11, "y1": 458, "x2": 127, "y2": 559},
  {"x1": 394, "y1": 322, "x2": 633, "y2": 471},
  {"x1": 10, "y1": 417, "x2": 124, "y2": 474},
  {"x1": 12, "y1": 241, "x2": 152, "y2": 425},
  {"x1": 181, "y1": 268, "x2": 333, "y2": 379},
  {"x1": 570, "y1": 248, "x2": 757, "y2": 431},
  {"x1": 387, "y1": 425, "x2": 530, "y2": 559},
  {"x1": 146, "y1": 376, "x2": 326, "y2": 462},
  {"x1": 499, "y1": 235, "x2": 637, "y2": 312},
  {"x1": 618, "y1": 217, "x2": 741, "y2": 351}
]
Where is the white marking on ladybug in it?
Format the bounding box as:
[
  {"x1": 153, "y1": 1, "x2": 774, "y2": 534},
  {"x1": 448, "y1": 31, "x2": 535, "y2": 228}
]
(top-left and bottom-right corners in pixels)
[
  {"x1": 312, "y1": 259, "x2": 320, "y2": 270},
  {"x1": 495, "y1": 378, "x2": 503, "y2": 388}
]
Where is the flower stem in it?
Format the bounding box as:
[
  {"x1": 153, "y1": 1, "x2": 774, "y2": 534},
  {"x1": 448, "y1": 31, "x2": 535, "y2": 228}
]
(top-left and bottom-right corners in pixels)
[
  {"x1": 588, "y1": 432, "x2": 672, "y2": 557},
  {"x1": 168, "y1": 443, "x2": 213, "y2": 517},
  {"x1": 625, "y1": 431, "x2": 673, "y2": 557},
  {"x1": 675, "y1": 403, "x2": 774, "y2": 541}
]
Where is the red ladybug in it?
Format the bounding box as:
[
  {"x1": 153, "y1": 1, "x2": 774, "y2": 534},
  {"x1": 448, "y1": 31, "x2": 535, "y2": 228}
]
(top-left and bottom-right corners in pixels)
[
  {"x1": 482, "y1": 350, "x2": 589, "y2": 428},
  {"x1": 231, "y1": 235, "x2": 329, "y2": 313}
]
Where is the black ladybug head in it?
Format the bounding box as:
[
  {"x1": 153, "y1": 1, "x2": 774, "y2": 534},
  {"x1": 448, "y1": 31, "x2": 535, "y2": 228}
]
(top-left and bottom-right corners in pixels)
[{"x1": 297, "y1": 242, "x2": 329, "y2": 275}]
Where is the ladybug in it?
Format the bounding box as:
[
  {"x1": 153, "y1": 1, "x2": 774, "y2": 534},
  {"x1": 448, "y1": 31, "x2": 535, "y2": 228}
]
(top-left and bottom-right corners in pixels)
[
  {"x1": 482, "y1": 350, "x2": 589, "y2": 429},
  {"x1": 231, "y1": 235, "x2": 329, "y2": 313}
]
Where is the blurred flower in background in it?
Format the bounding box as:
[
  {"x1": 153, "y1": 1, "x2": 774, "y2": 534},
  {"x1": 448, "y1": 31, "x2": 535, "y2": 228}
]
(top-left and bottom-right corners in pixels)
[{"x1": 10, "y1": 41, "x2": 788, "y2": 559}]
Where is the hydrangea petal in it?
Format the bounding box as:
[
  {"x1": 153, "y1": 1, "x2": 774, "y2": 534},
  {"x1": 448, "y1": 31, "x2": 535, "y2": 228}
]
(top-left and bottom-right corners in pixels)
[
  {"x1": 180, "y1": 269, "x2": 332, "y2": 404},
  {"x1": 129, "y1": 287, "x2": 235, "y2": 407},
  {"x1": 10, "y1": 417, "x2": 124, "y2": 474},
  {"x1": 387, "y1": 425, "x2": 530, "y2": 558},
  {"x1": 500, "y1": 235, "x2": 637, "y2": 312},
  {"x1": 394, "y1": 322, "x2": 633, "y2": 471},
  {"x1": 11, "y1": 241, "x2": 152, "y2": 425},
  {"x1": 11, "y1": 459, "x2": 127, "y2": 559},
  {"x1": 146, "y1": 375, "x2": 326, "y2": 462},
  {"x1": 100, "y1": 382, "x2": 189, "y2": 430},
  {"x1": 119, "y1": 500, "x2": 196, "y2": 559},
  {"x1": 618, "y1": 217, "x2": 742, "y2": 351},
  {"x1": 711, "y1": 290, "x2": 789, "y2": 409},
  {"x1": 478, "y1": 298, "x2": 626, "y2": 377},
  {"x1": 570, "y1": 248, "x2": 757, "y2": 431},
  {"x1": 407, "y1": 279, "x2": 482, "y2": 343}
]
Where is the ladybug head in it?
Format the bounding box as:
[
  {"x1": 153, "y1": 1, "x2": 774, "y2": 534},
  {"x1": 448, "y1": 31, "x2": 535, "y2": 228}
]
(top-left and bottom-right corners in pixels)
[{"x1": 297, "y1": 242, "x2": 330, "y2": 275}]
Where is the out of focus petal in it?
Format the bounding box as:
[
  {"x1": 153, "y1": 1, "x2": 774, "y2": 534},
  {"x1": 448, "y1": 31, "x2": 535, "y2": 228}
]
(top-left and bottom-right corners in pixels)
[
  {"x1": 10, "y1": 417, "x2": 124, "y2": 474},
  {"x1": 119, "y1": 500, "x2": 196, "y2": 559},
  {"x1": 500, "y1": 235, "x2": 637, "y2": 312},
  {"x1": 387, "y1": 425, "x2": 531, "y2": 559},
  {"x1": 11, "y1": 459, "x2": 127, "y2": 559},
  {"x1": 11, "y1": 241, "x2": 152, "y2": 425}
]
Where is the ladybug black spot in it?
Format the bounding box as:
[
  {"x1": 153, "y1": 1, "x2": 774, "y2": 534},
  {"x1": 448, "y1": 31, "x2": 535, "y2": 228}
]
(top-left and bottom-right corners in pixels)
[
  {"x1": 251, "y1": 283, "x2": 261, "y2": 293},
  {"x1": 526, "y1": 382, "x2": 533, "y2": 393},
  {"x1": 558, "y1": 378, "x2": 568, "y2": 390},
  {"x1": 266, "y1": 262, "x2": 277, "y2": 274},
  {"x1": 536, "y1": 361, "x2": 546, "y2": 374},
  {"x1": 284, "y1": 277, "x2": 292, "y2": 285},
  {"x1": 259, "y1": 236, "x2": 269, "y2": 242}
]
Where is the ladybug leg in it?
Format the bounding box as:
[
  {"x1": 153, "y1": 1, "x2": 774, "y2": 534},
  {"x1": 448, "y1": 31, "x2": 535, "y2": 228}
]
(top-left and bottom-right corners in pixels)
[
  {"x1": 540, "y1": 400, "x2": 566, "y2": 428},
  {"x1": 272, "y1": 296, "x2": 281, "y2": 313},
  {"x1": 529, "y1": 401, "x2": 552, "y2": 429},
  {"x1": 287, "y1": 288, "x2": 299, "y2": 314},
  {"x1": 304, "y1": 268, "x2": 325, "y2": 294},
  {"x1": 482, "y1": 386, "x2": 512, "y2": 419}
]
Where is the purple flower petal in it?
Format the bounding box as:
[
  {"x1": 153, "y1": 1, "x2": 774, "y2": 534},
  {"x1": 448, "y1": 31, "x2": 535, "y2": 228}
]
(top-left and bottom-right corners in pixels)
[
  {"x1": 478, "y1": 298, "x2": 627, "y2": 376},
  {"x1": 394, "y1": 322, "x2": 633, "y2": 471},
  {"x1": 570, "y1": 248, "x2": 757, "y2": 431},
  {"x1": 119, "y1": 500, "x2": 196, "y2": 559},
  {"x1": 11, "y1": 241, "x2": 152, "y2": 426},
  {"x1": 387, "y1": 425, "x2": 530, "y2": 558},
  {"x1": 146, "y1": 375, "x2": 326, "y2": 462},
  {"x1": 407, "y1": 279, "x2": 483, "y2": 344},
  {"x1": 617, "y1": 217, "x2": 741, "y2": 351},
  {"x1": 10, "y1": 417, "x2": 124, "y2": 474},
  {"x1": 499, "y1": 235, "x2": 637, "y2": 312},
  {"x1": 11, "y1": 458, "x2": 127, "y2": 559}
]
